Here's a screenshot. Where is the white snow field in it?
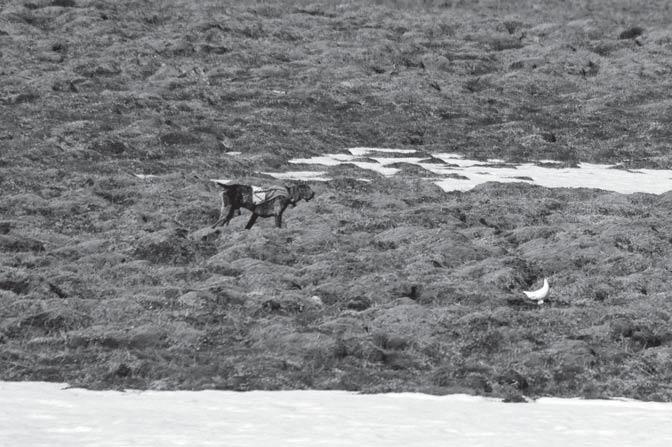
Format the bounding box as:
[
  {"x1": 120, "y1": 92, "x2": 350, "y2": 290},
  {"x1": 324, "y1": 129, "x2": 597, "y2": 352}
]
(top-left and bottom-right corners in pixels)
[
  {"x1": 262, "y1": 148, "x2": 672, "y2": 194},
  {"x1": 3, "y1": 382, "x2": 672, "y2": 447}
]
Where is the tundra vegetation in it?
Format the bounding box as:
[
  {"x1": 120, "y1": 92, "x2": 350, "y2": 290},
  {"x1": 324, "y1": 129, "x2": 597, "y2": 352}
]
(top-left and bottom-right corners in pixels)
[{"x1": 2, "y1": 0, "x2": 672, "y2": 401}]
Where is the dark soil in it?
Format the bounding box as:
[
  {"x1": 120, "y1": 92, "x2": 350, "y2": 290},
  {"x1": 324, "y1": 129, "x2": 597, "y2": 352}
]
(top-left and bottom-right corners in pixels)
[{"x1": 2, "y1": 0, "x2": 672, "y2": 401}]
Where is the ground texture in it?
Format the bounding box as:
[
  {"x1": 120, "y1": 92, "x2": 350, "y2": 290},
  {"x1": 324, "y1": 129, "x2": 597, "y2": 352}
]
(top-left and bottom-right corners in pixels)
[{"x1": 2, "y1": 0, "x2": 672, "y2": 400}]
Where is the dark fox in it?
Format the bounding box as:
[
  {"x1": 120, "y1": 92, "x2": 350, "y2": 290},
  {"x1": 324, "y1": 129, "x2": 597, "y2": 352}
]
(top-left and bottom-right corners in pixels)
[{"x1": 212, "y1": 182, "x2": 315, "y2": 229}]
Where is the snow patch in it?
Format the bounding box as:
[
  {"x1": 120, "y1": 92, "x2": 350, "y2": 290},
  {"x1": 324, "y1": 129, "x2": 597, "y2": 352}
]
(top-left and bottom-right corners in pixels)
[
  {"x1": 260, "y1": 171, "x2": 331, "y2": 181},
  {"x1": 348, "y1": 147, "x2": 418, "y2": 156},
  {"x1": 2, "y1": 382, "x2": 672, "y2": 447},
  {"x1": 287, "y1": 150, "x2": 672, "y2": 194}
]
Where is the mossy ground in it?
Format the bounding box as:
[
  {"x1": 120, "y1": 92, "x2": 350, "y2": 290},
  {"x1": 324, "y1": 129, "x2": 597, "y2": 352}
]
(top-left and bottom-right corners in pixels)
[{"x1": 2, "y1": 0, "x2": 672, "y2": 400}]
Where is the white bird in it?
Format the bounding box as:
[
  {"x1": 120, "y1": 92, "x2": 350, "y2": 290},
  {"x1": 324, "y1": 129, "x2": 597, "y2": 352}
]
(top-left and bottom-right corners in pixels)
[{"x1": 523, "y1": 278, "x2": 549, "y2": 304}]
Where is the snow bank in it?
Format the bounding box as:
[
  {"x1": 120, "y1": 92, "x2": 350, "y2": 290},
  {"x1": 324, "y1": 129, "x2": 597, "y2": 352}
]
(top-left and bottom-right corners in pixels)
[
  {"x1": 288, "y1": 150, "x2": 672, "y2": 194},
  {"x1": 2, "y1": 382, "x2": 672, "y2": 447}
]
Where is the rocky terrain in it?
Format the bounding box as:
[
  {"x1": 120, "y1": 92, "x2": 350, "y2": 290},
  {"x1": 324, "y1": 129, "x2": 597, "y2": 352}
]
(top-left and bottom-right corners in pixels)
[{"x1": 2, "y1": 0, "x2": 672, "y2": 401}]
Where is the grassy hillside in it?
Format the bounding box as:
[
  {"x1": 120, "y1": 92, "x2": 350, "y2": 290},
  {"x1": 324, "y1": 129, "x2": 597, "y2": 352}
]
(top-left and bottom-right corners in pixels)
[{"x1": 2, "y1": 0, "x2": 672, "y2": 400}]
